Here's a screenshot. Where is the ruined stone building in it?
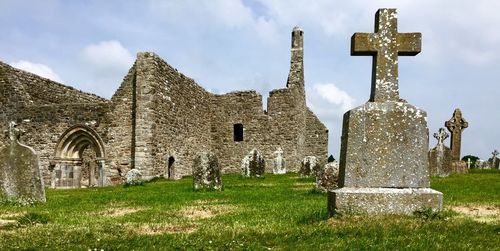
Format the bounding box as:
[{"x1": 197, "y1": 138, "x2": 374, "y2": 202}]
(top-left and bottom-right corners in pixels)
[{"x1": 0, "y1": 27, "x2": 328, "y2": 188}]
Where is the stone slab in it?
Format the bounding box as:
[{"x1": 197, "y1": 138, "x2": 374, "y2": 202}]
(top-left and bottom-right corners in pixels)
[
  {"x1": 339, "y1": 101, "x2": 429, "y2": 188},
  {"x1": 328, "y1": 187, "x2": 442, "y2": 215},
  {"x1": 192, "y1": 152, "x2": 222, "y2": 191},
  {"x1": 451, "y1": 161, "x2": 468, "y2": 174},
  {"x1": 428, "y1": 145, "x2": 452, "y2": 177},
  {"x1": 0, "y1": 123, "x2": 45, "y2": 204}
]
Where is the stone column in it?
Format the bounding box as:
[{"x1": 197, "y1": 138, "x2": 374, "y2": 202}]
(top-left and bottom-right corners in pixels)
[
  {"x1": 73, "y1": 164, "x2": 82, "y2": 188},
  {"x1": 97, "y1": 159, "x2": 106, "y2": 187}
]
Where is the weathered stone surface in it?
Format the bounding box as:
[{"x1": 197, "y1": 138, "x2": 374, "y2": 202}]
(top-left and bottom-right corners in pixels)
[
  {"x1": 241, "y1": 149, "x2": 265, "y2": 177},
  {"x1": 192, "y1": 152, "x2": 222, "y2": 191},
  {"x1": 445, "y1": 108, "x2": 468, "y2": 161},
  {"x1": 428, "y1": 128, "x2": 452, "y2": 177},
  {"x1": 328, "y1": 188, "x2": 443, "y2": 215},
  {"x1": 272, "y1": 147, "x2": 286, "y2": 174},
  {"x1": 300, "y1": 156, "x2": 320, "y2": 177},
  {"x1": 339, "y1": 102, "x2": 429, "y2": 188},
  {"x1": 451, "y1": 161, "x2": 468, "y2": 174},
  {"x1": 316, "y1": 161, "x2": 339, "y2": 192},
  {"x1": 0, "y1": 122, "x2": 45, "y2": 204},
  {"x1": 489, "y1": 150, "x2": 499, "y2": 169},
  {"x1": 0, "y1": 26, "x2": 328, "y2": 187},
  {"x1": 329, "y1": 8, "x2": 442, "y2": 216},
  {"x1": 125, "y1": 169, "x2": 143, "y2": 185},
  {"x1": 351, "y1": 9, "x2": 421, "y2": 102}
]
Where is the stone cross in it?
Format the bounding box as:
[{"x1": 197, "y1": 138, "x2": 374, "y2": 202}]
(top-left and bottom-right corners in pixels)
[
  {"x1": 445, "y1": 108, "x2": 468, "y2": 160},
  {"x1": 351, "y1": 9, "x2": 421, "y2": 102},
  {"x1": 492, "y1": 150, "x2": 499, "y2": 159},
  {"x1": 433, "y1": 128, "x2": 449, "y2": 146}
]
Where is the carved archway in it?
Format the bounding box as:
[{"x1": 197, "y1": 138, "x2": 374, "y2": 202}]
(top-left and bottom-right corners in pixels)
[{"x1": 51, "y1": 125, "x2": 106, "y2": 188}]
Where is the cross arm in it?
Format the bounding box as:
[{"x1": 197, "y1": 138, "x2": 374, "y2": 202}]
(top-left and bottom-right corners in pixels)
[
  {"x1": 351, "y1": 33, "x2": 377, "y2": 56},
  {"x1": 397, "y1": 33, "x2": 422, "y2": 56}
]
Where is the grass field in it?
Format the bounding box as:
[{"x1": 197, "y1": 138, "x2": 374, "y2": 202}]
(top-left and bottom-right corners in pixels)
[{"x1": 0, "y1": 169, "x2": 499, "y2": 250}]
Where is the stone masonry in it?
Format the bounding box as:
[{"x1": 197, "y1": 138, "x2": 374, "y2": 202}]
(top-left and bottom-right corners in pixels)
[
  {"x1": 0, "y1": 27, "x2": 327, "y2": 188},
  {"x1": 328, "y1": 9, "x2": 442, "y2": 215}
]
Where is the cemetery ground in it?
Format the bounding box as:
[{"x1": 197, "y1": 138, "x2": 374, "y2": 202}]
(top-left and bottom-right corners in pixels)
[{"x1": 0, "y1": 170, "x2": 499, "y2": 250}]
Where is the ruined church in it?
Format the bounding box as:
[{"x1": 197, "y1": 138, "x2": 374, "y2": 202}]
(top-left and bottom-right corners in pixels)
[{"x1": 0, "y1": 27, "x2": 328, "y2": 188}]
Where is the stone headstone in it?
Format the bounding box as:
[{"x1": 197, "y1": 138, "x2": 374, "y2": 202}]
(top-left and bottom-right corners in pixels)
[
  {"x1": 316, "y1": 161, "x2": 339, "y2": 192},
  {"x1": 445, "y1": 108, "x2": 468, "y2": 161},
  {"x1": 450, "y1": 161, "x2": 468, "y2": 174},
  {"x1": 0, "y1": 121, "x2": 45, "y2": 204},
  {"x1": 241, "y1": 149, "x2": 265, "y2": 177},
  {"x1": 300, "y1": 156, "x2": 320, "y2": 177},
  {"x1": 428, "y1": 128, "x2": 452, "y2": 177},
  {"x1": 272, "y1": 147, "x2": 286, "y2": 174},
  {"x1": 476, "y1": 160, "x2": 490, "y2": 169},
  {"x1": 489, "y1": 150, "x2": 499, "y2": 169},
  {"x1": 125, "y1": 169, "x2": 143, "y2": 185},
  {"x1": 328, "y1": 9, "x2": 442, "y2": 215},
  {"x1": 192, "y1": 151, "x2": 222, "y2": 191}
]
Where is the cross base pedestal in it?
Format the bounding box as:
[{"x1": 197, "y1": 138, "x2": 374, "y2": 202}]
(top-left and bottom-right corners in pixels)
[{"x1": 328, "y1": 187, "x2": 443, "y2": 215}]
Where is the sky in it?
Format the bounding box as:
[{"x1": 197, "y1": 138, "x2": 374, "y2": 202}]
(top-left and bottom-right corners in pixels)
[{"x1": 1, "y1": 0, "x2": 499, "y2": 160}]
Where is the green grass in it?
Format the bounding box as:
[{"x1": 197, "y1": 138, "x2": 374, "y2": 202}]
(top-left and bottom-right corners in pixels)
[
  {"x1": 431, "y1": 169, "x2": 500, "y2": 206},
  {"x1": 0, "y1": 171, "x2": 498, "y2": 250}
]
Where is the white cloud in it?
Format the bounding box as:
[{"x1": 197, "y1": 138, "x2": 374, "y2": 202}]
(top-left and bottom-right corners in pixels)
[
  {"x1": 81, "y1": 40, "x2": 134, "y2": 72},
  {"x1": 79, "y1": 40, "x2": 135, "y2": 98},
  {"x1": 313, "y1": 83, "x2": 355, "y2": 112},
  {"x1": 10, "y1": 60, "x2": 63, "y2": 83}
]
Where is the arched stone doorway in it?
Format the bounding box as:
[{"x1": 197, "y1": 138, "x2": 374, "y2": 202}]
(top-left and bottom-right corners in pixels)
[{"x1": 50, "y1": 125, "x2": 106, "y2": 188}]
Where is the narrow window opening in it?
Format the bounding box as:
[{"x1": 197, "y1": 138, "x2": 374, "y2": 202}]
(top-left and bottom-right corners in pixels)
[
  {"x1": 167, "y1": 156, "x2": 175, "y2": 179},
  {"x1": 234, "y1": 123, "x2": 244, "y2": 142}
]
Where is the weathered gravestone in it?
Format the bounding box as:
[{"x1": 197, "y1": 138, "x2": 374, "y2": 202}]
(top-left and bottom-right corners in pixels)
[
  {"x1": 445, "y1": 108, "x2": 469, "y2": 173},
  {"x1": 328, "y1": 9, "x2": 442, "y2": 215},
  {"x1": 428, "y1": 128, "x2": 452, "y2": 176},
  {"x1": 476, "y1": 160, "x2": 490, "y2": 169},
  {"x1": 272, "y1": 147, "x2": 286, "y2": 174},
  {"x1": 489, "y1": 150, "x2": 499, "y2": 169},
  {"x1": 192, "y1": 151, "x2": 222, "y2": 191},
  {"x1": 300, "y1": 156, "x2": 321, "y2": 177},
  {"x1": 316, "y1": 161, "x2": 339, "y2": 192},
  {"x1": 241, "y1": 149, "x2": 265, "y2": 177},
  {"x1": 125, "y1": 169, "x2": 143, "y2": 185},
  {"x1": 0, "y1": 121, "x2": 45, "y2": 204}
]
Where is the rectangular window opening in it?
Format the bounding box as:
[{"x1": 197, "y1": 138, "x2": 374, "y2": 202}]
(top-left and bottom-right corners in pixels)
[{"x1": 234, "y1": 123, "x2": 243, "y2": 142}]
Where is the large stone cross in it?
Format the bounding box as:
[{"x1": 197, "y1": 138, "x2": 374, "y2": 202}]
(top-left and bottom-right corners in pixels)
[
  {"x1": 433, "y1": 128, "x2": 449, "y2": 146},
  {"x1": 445, "y1": 108, "x2": 468, "y2": 160},
  {"x1": 351, "y1": 8, "x2": 421, "y2": 102}
]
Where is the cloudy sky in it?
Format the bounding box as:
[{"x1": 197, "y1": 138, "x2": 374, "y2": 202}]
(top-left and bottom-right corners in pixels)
[{"x1": 1, "y1": 0, "x2": 499, "y2": 160}]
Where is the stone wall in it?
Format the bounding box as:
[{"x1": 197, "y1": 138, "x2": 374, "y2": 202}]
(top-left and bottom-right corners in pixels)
[
  {"x1": 141, "y1": 53, "x2": 213, "y2": 179},
  {"x1": 1, "y1": 103, "x2": 109, "y2": 184},
  {"x1": 0, "y1": 26, "x2": 328, "y2": 186},
  {"x1": 211, "y1": 91, "x2": 270, "y2": 173},
  {"x1": 0, "y1": 62, "x2": 105, "y2": 108},
  {"x1": 105, "y1": 65, "x2": 137, "y2": 181}
]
